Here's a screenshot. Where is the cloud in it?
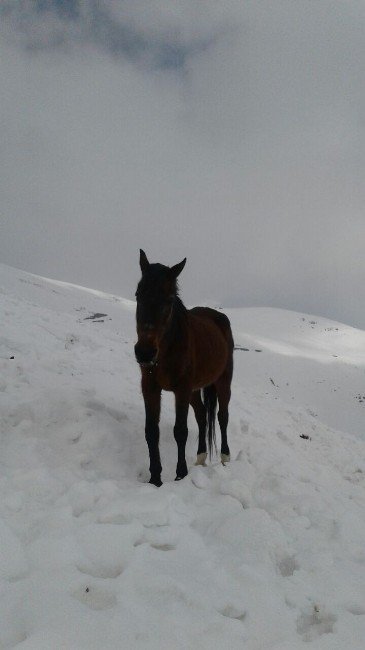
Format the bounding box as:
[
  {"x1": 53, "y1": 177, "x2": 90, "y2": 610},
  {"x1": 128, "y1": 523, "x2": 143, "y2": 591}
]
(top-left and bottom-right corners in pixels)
[{"x1": 0, "y1": 1, "x2": 364, "y2": 327}]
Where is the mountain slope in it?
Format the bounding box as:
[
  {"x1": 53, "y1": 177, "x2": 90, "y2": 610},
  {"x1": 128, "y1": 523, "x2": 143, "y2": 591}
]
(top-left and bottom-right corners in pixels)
[{"x1": 1, "y1": 263, "x2": 365, "y2": 649}]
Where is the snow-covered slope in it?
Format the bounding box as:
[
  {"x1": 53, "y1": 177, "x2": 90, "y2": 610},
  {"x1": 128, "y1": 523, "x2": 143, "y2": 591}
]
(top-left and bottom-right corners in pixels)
[{"x1": 1, "y1": 263, "x2": 365, "y2": 649}]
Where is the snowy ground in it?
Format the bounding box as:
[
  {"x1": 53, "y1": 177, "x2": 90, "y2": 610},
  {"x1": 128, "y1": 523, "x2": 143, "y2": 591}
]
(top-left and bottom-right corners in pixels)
[{"x1": 1, "y1": 262, "x2": 365, "y2": 649}]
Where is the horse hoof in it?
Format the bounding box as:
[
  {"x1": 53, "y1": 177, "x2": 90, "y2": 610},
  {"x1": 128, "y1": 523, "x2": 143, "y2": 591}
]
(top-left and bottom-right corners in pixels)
[
  {"x1": 175, "y1": 475, "x2": 187, "y2": 482},
  {"x1": 195, "y1": 452, "x2": 207, "y2": 466},
  {"x1": 149, "y1": 478, "x2": 163, "y2": 487},
  {"x1": 221, "y1": 453, "x2": 230, "y2": 465}
]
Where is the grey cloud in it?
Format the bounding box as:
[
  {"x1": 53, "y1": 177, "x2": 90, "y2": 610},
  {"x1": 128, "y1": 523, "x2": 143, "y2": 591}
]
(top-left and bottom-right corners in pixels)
[
  {"x1": 0, "y1": 0, "x2": 220, "y2": 69},
  {"x1": 0, "y1": 1, "x2": 364, "y2": 328}
]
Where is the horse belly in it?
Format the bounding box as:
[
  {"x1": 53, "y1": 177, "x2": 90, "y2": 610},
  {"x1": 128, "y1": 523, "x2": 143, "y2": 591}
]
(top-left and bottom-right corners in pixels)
[
  {"x1": 192, "y1": 331, "x2": 228, "y2": 390},
  {"x1": 192, "y1": 362, "x2": 227, "y2": 391}
]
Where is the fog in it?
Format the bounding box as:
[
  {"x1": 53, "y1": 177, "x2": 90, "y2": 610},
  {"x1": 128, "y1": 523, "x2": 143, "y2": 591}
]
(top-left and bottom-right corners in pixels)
[{"x1": 1, "y1": 1, "x2": 364, "y2": 327}]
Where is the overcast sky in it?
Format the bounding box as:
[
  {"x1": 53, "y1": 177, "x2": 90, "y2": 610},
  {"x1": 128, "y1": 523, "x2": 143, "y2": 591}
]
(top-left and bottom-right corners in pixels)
[{"x1": 1, "y1": 1, "x2": 364, "y2": 327}]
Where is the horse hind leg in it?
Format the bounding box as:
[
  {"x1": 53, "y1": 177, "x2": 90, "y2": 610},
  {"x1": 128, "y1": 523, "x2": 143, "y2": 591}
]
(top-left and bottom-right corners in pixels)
[
  {"x1": 190, "y1": 391, "x2": 207, "y2": 466},
  {"x1": 215, "y1": 360, "x2": 233, "y2": 464}
]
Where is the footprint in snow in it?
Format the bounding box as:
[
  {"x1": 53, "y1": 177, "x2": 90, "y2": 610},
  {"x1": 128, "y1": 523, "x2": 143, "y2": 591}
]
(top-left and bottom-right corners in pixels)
[
  {"x1": 347, "y1": 604, "x2": 365, "y2": 616},
  {"x1": 72, "y1": 584, "x2": 117, "y2": 610},
  {"x1": 219, "y1": 604, "x2": 246, "y2": 622},
  {"x1": 190, "y1": 466, "x2": 210, "y2": 489},
  {"x1": 85, "y1": 400, "x2": 128, "y2": 423},
  {"x1": 297, "y1": 606, "x2": 337, "y2": 641},
  {"x1": 150, "y1": 543, "x2": 176, "y2": 551},
  {"x1": 276, "y1": 554, "x2": 299, "y2": 577},
  {"x1": 77, "y1": 562, "x2": 123, "y2": 579},
  {"x1": 65, "y1": 334, "x2": 79, "y2": 349}
]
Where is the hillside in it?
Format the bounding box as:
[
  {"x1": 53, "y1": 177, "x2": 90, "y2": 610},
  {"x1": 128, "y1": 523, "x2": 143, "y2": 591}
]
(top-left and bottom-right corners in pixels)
[{"x1": 1, "y1": 263, "x2": 365, "y2": 649}]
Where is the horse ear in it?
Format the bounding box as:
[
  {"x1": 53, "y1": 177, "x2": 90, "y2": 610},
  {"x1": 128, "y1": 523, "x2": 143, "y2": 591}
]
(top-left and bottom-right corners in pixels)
[
  {"x1": 169, "y1": 258, "x2": 186, "y2": 279},
  {"x1": 139, "y1": 249, "x2": 150, "y2": 274}
]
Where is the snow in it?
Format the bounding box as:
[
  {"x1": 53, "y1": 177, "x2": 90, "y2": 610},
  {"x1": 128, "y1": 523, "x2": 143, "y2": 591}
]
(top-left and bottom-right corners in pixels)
[{"x1": 0, "y1": 262, "x2": 365, "y2": 649}]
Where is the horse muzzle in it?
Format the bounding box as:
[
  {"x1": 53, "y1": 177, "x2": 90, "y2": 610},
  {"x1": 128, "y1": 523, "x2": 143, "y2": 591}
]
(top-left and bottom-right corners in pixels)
[{"x1": 134, "y1": 342, "x2": 158, "y2": 367}]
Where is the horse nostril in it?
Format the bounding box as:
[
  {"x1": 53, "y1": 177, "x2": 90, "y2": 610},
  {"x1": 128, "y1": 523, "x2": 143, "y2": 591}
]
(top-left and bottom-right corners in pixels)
[{"x1": 134, "y1": 343, "x2": 158, "y2": 365}]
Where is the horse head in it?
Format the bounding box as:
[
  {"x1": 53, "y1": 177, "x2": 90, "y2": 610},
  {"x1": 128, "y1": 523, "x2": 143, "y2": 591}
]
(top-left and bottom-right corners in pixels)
[{"x1": 134, "y1": 250, "x2": 186, "y2": 367}]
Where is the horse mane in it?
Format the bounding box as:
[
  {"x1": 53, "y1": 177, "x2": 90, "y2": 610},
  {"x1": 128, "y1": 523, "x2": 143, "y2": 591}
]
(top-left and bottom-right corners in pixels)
[
  {"x1": 172, "y1": 294, "x2": 186, "y2": 313},
  {"x1": 164, "y1": 295, "x2": 187, "y2": 345}
]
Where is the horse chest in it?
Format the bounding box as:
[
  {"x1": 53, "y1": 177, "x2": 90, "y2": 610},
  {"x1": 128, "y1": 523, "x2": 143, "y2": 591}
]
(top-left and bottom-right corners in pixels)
[{"x1": 154, "y1": 361, "x2": 187, "y2": 392}]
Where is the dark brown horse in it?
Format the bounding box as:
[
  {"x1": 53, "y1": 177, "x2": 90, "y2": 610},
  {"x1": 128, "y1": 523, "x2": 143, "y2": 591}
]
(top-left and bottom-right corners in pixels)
[{"x1": 134, "y1": 250, "x2": 234, "y2": 486}]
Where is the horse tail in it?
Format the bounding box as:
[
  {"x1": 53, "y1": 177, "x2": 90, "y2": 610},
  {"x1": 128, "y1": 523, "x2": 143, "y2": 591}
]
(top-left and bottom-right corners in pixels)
[{"x1": 203, "y1": 384, "x2": 217, "y2": 458}]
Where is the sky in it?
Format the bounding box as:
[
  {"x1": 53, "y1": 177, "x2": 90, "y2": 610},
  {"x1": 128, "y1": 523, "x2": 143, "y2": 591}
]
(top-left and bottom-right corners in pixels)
[{"x1": 1, "y1": 0, "x2": 364, "y2": 327}]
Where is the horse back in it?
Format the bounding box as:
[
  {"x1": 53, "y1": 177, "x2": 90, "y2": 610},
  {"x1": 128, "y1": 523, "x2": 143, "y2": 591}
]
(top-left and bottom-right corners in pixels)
[{"x1": 189, "y1": 307, "x2": 234, "y2": 348}]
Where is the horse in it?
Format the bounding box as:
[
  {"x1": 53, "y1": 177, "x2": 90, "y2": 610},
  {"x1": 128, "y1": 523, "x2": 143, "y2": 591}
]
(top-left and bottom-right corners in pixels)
[{"x1": 134, "y1": 250, "x2": 234, "y2": 486}]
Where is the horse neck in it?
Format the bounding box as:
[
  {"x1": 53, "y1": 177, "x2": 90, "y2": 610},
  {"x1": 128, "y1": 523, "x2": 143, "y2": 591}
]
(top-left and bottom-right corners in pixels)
[{"x1": 161, "y1": 296, "x2": 188, "y2": 348}]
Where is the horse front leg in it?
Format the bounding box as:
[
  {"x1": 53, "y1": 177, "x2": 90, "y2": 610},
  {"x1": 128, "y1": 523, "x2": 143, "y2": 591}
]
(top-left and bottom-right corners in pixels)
[
  {"x1": 174, "y1": 387, "x2": 191, "y2": 481},
  {"x1": 142, "y1": 373, "x2": 162, "y2": 486}
]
